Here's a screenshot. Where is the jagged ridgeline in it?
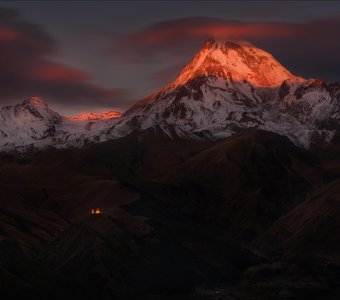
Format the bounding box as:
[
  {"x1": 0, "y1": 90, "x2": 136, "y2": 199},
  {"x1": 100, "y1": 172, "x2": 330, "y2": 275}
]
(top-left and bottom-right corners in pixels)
[{"x1": 1, "y1": 39, "x2": 340, "y2": 151}]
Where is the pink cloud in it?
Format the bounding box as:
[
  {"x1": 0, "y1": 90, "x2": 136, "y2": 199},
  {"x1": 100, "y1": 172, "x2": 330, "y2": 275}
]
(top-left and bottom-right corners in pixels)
[{"x1": 0, "y1": 8, "x2": 125, "y2": 109}]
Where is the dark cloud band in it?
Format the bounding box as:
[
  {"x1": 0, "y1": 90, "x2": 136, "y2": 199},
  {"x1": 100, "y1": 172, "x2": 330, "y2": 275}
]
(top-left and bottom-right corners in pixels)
[
  {"x1": 0, "y1": 7, "x2": 125, "y2": 110},
  {"x1": 109, "y1": 17, "x2": 340, "y2": 83}
]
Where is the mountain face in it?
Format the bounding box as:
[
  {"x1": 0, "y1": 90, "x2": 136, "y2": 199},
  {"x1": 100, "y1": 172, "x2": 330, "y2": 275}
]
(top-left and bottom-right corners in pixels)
[
  {"x1": 169, "y1": 39, "x2": 294, "y2": 88},
  {"x1": 116, "y1": 39, "x2": 339, "y2": 147},
  {"x1": 122, "y1": 39, "x2": 297, "y2": 122},
  {"x1": 0, "y1": 97, "x2": 62, "y2": 149},
  {"x1": 0, "y1": 39, "x2": 340, "y2": 151},
  {"x1": 0, "y1": 97, "x2": 116, "y2": 151}
]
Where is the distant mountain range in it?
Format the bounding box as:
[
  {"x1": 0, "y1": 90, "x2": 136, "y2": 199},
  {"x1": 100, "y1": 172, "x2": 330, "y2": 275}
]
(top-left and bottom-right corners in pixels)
[{"x1": 1, "y1": 38, "x2": 340, "y2": 151}]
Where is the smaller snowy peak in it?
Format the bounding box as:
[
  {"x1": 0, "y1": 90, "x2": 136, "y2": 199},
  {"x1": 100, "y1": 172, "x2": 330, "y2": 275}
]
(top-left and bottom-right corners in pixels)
[
  {"x1": 1, "y1": 96, "x2": 62, "y2": 124},
  {"x1": 170, "y1": 38, "x2": 296, "y2": 88},
  {"x1": 69, "y1": 111, "x2": 121, "y2": 121},
  {"x1": 0, "y1": 97, "x2": 64, "y2": 149}
]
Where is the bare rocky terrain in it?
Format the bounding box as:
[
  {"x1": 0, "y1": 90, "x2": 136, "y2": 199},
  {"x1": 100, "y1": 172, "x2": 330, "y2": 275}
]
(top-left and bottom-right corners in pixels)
[{"x1": 1, "y1": 129, "x2": 340, "y2": 300}]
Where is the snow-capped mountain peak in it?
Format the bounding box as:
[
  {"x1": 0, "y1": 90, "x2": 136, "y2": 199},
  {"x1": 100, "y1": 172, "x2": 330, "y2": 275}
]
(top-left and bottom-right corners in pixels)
[
  {"x1": 120, "y1": 39, "x2": 340, "y2": 148},
  {"x1": 1, "y1": 96, "x2": 61, "y2": 124},
  {"x1": 0, "y1": 97, "x2": 63, "y2": 149},
  {"x1": 170, "y1": 38, "x2": 295, "y2": 88},
  {"x1": 15, "y1": 97, "x2": 62, "y2": 123}
]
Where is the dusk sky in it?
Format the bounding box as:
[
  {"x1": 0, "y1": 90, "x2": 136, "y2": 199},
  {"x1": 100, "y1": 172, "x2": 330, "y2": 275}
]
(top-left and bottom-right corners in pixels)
[{"x1": 1, "y1": 1, "x2": 340, "y2": 115}]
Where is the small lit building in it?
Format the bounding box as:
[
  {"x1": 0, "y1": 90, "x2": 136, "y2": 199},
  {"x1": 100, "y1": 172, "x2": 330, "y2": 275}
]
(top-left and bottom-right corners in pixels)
[{"x1": 91, "y1": 208, "x2": 102, "y2": 215}]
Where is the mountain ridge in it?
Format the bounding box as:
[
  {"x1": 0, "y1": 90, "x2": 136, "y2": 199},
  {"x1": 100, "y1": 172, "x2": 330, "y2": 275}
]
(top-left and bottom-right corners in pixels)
[
  {"x1": 0, "y1": 39, "x2": 339, "y2": 151},
  {"x1": 68, "y1": 111, "x2": 121, "y2": 121}
]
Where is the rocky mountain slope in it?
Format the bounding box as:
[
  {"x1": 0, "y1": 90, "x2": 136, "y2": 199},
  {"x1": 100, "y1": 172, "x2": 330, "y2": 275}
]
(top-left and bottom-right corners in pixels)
[{"x1": 1, "y1": 129, "x2": 340, "y2": 299}]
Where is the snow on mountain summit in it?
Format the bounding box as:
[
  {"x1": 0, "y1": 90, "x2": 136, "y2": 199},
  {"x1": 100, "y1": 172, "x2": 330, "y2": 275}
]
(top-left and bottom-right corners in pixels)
[
  {"x1": 122, "y1": 39, "x2": 301, "y2": 137},
  {"x1": 170, "y1": 38, "x2": 295, "y2": 88},
  {"x1": 120, "y1": 39, "x2": 339, "y2": 147},
  {"x1": 69, "y1": 111, "x2": 121, "y2": 121},
  {"x1": 0, "y1": 97, "x2": 63, "y2": 149},
  {"x1": 125, "y1": 39, "x2": 299, "y2": 118}
]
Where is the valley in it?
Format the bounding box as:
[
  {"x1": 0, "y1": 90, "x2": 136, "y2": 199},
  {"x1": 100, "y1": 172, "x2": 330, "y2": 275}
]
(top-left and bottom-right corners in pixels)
[{"x1": 1, "y1": 129, "x2": 340, "y2": 299}]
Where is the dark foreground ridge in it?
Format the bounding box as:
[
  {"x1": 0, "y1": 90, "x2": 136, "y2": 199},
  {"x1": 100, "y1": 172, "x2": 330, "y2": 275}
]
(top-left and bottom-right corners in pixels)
[{"x1": 1, "y1": 129, "x2": 340, "y2": 299}]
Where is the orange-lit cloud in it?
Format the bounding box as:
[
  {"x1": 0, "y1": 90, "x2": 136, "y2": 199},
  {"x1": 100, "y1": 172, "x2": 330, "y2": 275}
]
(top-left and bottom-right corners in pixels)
[
  {"x1": 34, "y1": 65, "x2": 91, "y2": 81},
  {"x1": 109, "y1": 17, "x2": 340, "y2": 84},
  {"x1": 109, "y1": 18, "x2": 300, "y2": 58},
  {"x1": 128, "y1": 22, "x2": 297, "y2": 45},
  {"x1": 0, "y1": 7, "x2": 125, "y2": 109},
  {"x1": 0, "y1": 27, "x2": 18, "y2": 40}
]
